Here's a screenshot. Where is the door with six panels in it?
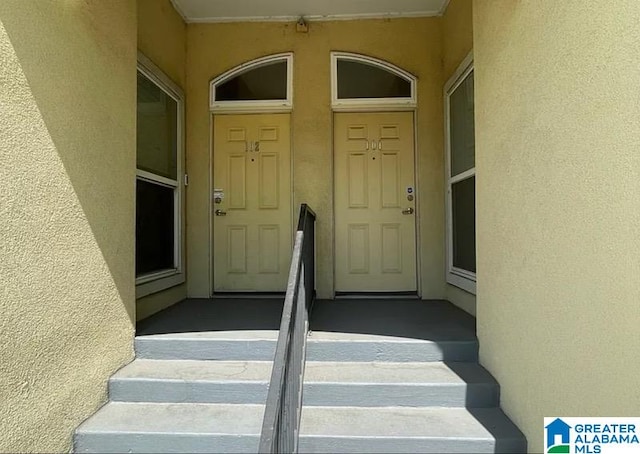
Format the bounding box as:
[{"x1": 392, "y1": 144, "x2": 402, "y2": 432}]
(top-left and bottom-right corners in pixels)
[
  {"x1": 213, "y1": 114, "x2": 292, "y2": 292},
  {"x1": 334, "y1": 112, "x2": 417, "y2": 292}
]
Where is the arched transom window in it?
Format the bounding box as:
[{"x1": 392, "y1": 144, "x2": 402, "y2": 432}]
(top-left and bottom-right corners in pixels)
[
  {"x1": 210, "y1": 53, "x2": 293, "y2": 112},
  {"x1": 331, "y1": 52, "x2": 417, "y2": 110}
]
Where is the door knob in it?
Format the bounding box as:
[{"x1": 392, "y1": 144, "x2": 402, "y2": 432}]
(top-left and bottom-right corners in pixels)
[
  {"x1": 215, "y1": 209, "x2": 227, "y2": 216},
  {"x1": 402, "y1": 207, "x2": 414, "y2": 215}
]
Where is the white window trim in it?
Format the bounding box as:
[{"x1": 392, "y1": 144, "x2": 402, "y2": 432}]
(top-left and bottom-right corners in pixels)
[
  {"x1": 136, "y1": 52, "x2": 186, "y2": 298},
  {"x1": 331, "y1": 52, "x2": 417, "y2": 111},
  {"x1": 444, "y1": 51, "x2": 476, "y2": 295},
  {"x1": 137, "y1": 169, "x2": 178, "y2": 188},
  {"x1": 209, "y1": 53, "x2": 293, "y2": 113}
]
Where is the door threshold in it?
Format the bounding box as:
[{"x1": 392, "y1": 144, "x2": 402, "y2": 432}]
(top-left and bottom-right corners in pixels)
[
  {"x1": 334, "y1": 292, "x2": 419, "y2": 300},
  {"x1": 211, "y1": 292, "x2": 286, "y2": 299}
]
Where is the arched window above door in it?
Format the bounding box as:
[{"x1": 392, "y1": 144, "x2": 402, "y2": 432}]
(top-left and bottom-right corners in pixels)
[
  {"x1": 210, "y1": 53, "x2": 293, "y2": 112},
  {"x1": 331, "y1": 52, "x2": 417, "y2": 110}
]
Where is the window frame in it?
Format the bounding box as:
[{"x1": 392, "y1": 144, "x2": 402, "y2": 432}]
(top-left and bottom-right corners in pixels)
[
  {"x1": 331, "y1": 52, "x2": 417, "y2": 111},
  {"x1": 209, "y1": 53, "x2": 293, "y2": 113},
  {"x1": 444, "y1": 51, "x2": 476, "y2": 294},
  {"x1": 135, "y1": 52, "x2": 186, "y2": 298}
]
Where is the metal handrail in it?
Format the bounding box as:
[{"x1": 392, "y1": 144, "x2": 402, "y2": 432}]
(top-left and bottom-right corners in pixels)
[{"x1": 259, "y1": 204, "x2": 316, "y2": 453}]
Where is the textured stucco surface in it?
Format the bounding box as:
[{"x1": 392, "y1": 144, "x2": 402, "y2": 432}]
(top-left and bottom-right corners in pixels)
[
  {"x1": 474, "y1": 1, "x2": 640, "y2": 452},
  {"x1": 186, "y1": 18, "x2": 445, "y2": 299},
  {"x1": 137, "y1": 0, "x2": 186, "y2": 89},
  {"x1": 136, "y1": 0, "x2": 187, "y2": 319},
  {"x1": 0, "y1": 0, "x2": 136, "y2": 451},
  {"x1": 442, "y1": 0, "x2": 476, "y2": 315},
  {"x1": 442, "y1": 0, "x2": 473, "y2": 79}
]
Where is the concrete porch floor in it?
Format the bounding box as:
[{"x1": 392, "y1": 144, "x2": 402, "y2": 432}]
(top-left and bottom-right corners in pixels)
[{"x1": 136, "y1": 298, "x2": 476, "y2": 341}]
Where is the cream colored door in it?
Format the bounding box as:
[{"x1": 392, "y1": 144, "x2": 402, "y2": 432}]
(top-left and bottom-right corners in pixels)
[
  {"x1": 213, "y1": 114, "x2": 291, "y2": 291},
  {"x1": 334, "y1": 112, "x2": 417, "y2": 292}
]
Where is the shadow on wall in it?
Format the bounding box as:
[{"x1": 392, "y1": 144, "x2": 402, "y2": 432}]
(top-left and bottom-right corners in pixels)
[
  {"x1": 0, "y1": 1, "x2": 136, "y2": 451},
  {"x1": 0, "y1": 2, "x2": 136, "y2": 323}
]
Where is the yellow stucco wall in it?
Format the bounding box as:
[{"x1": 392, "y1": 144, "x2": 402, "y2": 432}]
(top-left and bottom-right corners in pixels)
[
  {"x1": 442, "y1": 0, "x2": 476, "y2": 315},
  {"x1": 0, "y1": 0, "x2": 136, "y2": 451},
  {"x1": 474, "y1": 1, "x2": 640, "y2": 452},
  {"x1": 186, "y1": 18, "x2": 445, "y2": 299},
  {"x1": 442, "y1": 0, "x2": 473, "y2": 79},
  {"x1": 136, "y1": 0, "x2": 187, "y2": 320},
  {"x1": 137, "y1": 0, "x2": 186, "y2": 89}
]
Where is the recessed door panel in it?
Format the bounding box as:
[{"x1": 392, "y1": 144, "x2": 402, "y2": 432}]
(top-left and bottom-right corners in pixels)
[
  {"x1": 348, "y1": 153, "x2": 368, "y2": 208},
  {"x1": 381, "y1": 152, "x2": 400, "y2": 208},
  {"x1": 213, "y1": 114, "x2": 291, "y2": 291},
  {"x1": 259, "y1": 153, "x2": 279, "y2": 209},
  {"x1": 380, "y1": 125, "x2": 399, "y2": 139},
  {"x1": 347, "y1": 125, "x2": 367, "y2": 140},
  {"x1": 259, "y1": 126, "x2": 279, "y2": 142},
  {"x1": 227, "y1": 128, "x2": 246, "y2": 142},
  {"x1": 228, "y1": 155, "x2": 247, "y2": 209},
  {"x1": 348, "y1": 224, "x2": 370, "y2": 274},
  {"x1": 227, "y1": 226, "x2": 247, "y2": 273},
  {"x1": 258, "y1": 225, "x2": 280, "y2": 274},
  {"x1": 381, "y1": 223, "x2": 402, "y2": 273},
  {"x1": 335, "y1": 112, "x2": 416, "y2": 292}
]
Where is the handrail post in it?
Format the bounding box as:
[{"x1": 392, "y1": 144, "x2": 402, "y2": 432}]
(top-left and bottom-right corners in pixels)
[{"x1": 259, "y1": 205, "x2": 316, "y2": 454}]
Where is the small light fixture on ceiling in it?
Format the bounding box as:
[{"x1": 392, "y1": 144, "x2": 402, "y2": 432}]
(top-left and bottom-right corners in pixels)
[{"x1": 296, "y1": 16, "x2": 308, "y2": 33}]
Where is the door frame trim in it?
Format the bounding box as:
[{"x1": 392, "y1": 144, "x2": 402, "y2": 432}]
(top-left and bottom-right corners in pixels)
[{"x1": 331, "y1": 110, "x2": 421, "y2": 297}]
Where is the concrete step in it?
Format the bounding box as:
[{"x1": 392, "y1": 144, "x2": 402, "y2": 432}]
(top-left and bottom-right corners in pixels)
[
  {"x1": 74, "y1": 402, "x2": 263, "y2": 453},
  {"x1": 306, "y1": 331, "x2": 478, "y2": 362},
  {"x1": 134, "y1": 331, "x2": 477, "y2": 362},
  {"x1": 109, "y1": 359, "x2": 272, "y2": 404},
  {"x1": 298, "y1": 406, "x2": 527, "y2": 453},
  {"x1": 134, "y1": 331, "x2": 277, "y2": 360},
  {"x1": 302, "y1": 361, "x2": 498, "y2": 407}
]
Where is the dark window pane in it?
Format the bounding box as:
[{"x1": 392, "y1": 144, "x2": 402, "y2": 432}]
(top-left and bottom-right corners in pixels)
[
  {"x1": 337, "y1": 60, "x2": 411, "y2": 99},
  {"x1": 136, "y1": 179, "x2": 175, "y2": 277},
  {"x1": 216, "y1": 61, "x2": 287, "y2": 101},
  {"x1": 450, "y1": 71, "x2": 475, "y2": 176},
  {"x1": 452, "y1": 176, "x2": 476, "y2": 273},
  {"x1": 137, "y1": 71, "x2": 178, "y2": 180}
]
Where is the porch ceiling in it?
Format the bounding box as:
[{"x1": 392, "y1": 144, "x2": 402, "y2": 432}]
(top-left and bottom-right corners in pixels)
[{"x1": 170, "y1": 0, "x2": 449, "y2": 23}]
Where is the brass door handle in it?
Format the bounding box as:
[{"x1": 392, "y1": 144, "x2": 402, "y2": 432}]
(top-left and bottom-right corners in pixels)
[
  {"x1": 215, "y1": 209, "x2": 227, "y2": 216},
  {"x1": 402, "y1": 207, "x2": 414, "y2": 215}
]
